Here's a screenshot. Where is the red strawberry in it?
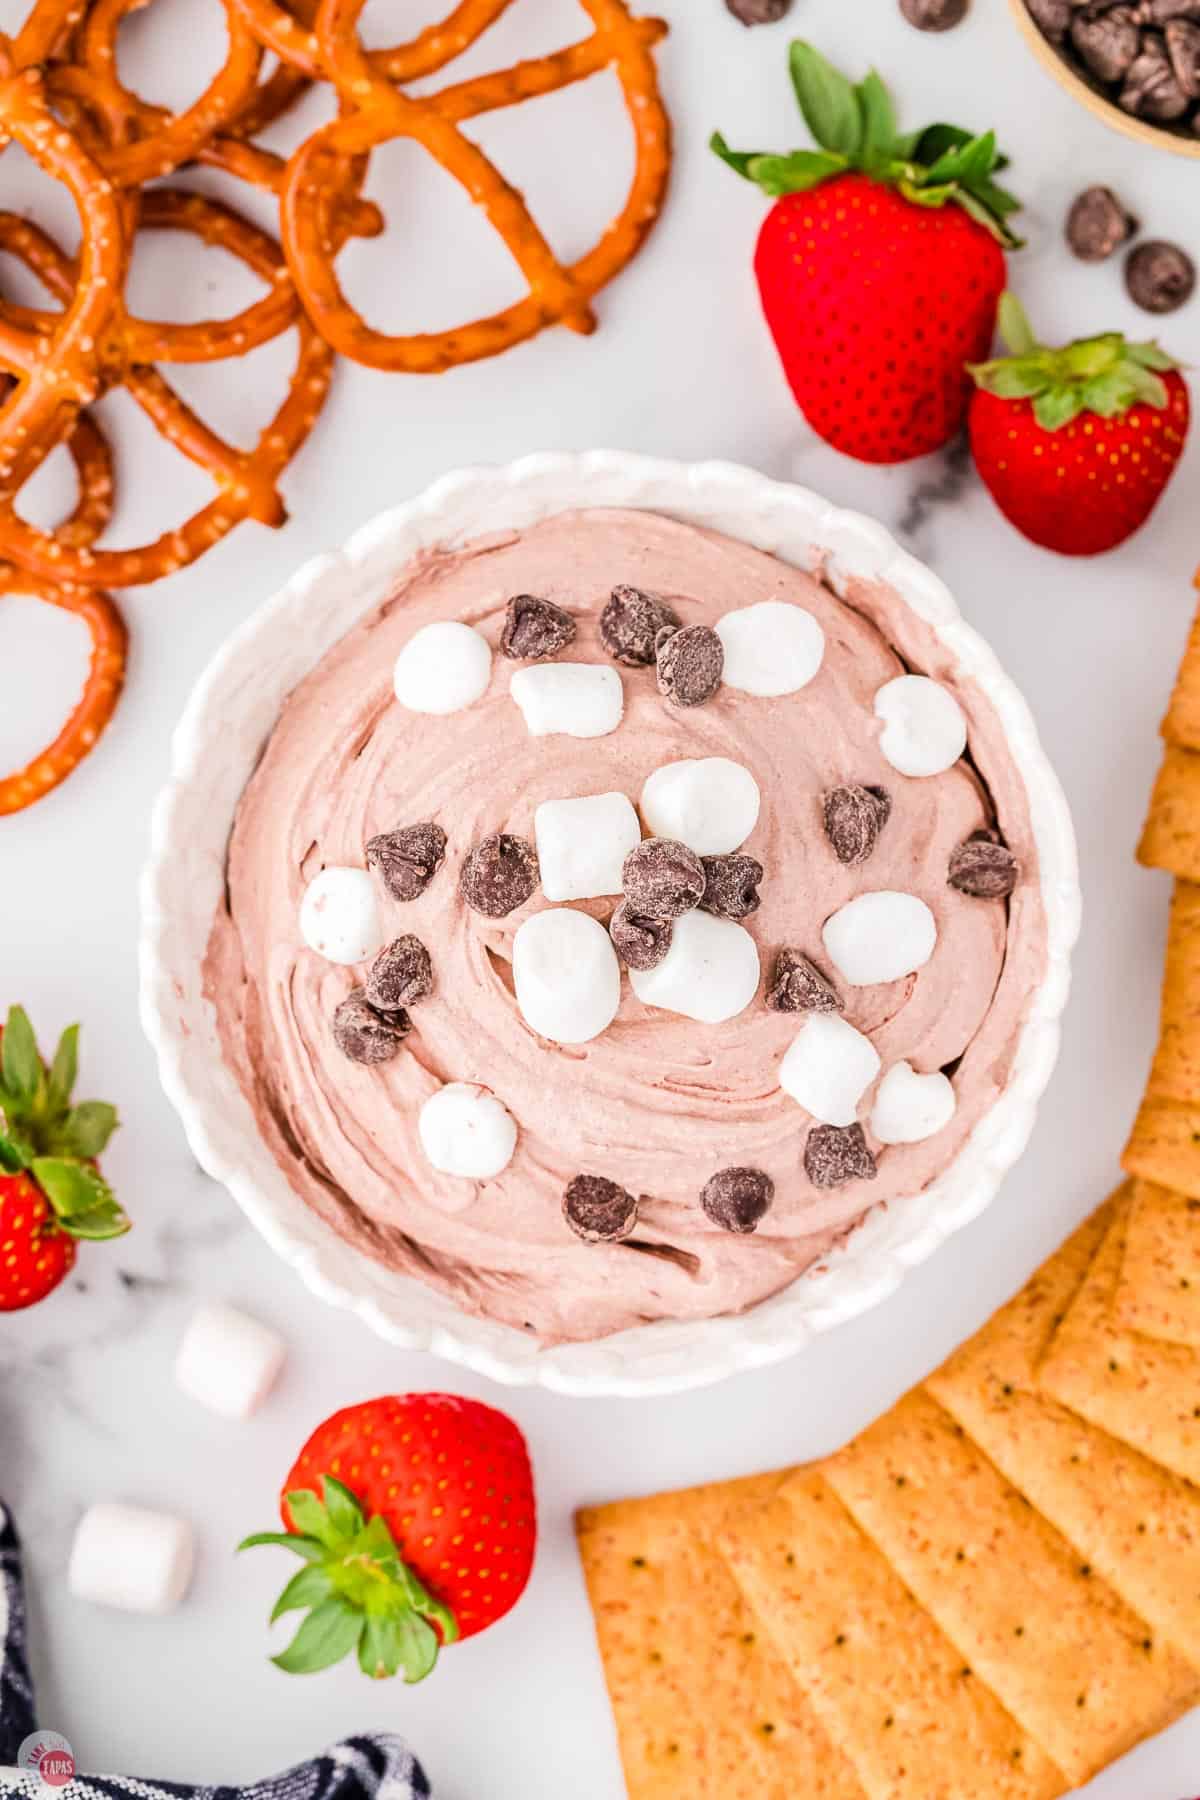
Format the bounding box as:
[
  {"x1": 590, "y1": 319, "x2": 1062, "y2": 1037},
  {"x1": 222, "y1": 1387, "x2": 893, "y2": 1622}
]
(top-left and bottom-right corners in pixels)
[
  {"x1": 241, "y1": 1394, "x2": 536, "y2": 1681},
  {"x1": 713, "y1": 43, "x2": 1021, "y2": 464},
  {"x1": 0, "y1": 1006, "x2": 128, "y2": 1312},
  {"x1": 968, "y1": 294, "x2": 1190, "y2": 556}
]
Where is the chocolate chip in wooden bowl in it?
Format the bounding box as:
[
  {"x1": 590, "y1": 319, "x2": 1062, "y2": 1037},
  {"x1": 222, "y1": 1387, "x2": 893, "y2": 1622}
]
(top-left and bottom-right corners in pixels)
[
  {"x1": 610, "y1": 900, "x2": 673, "y2": 971},
  {"x1": 499, "y1": 593, "x2": 576, "y2": 661},
  {"x1": 623, "y1": 838, "x2": 706, "y2": 919},
  {"x1": 1166, "y1": 15, "x2": 1200, "y2": 91},
  {"x1": 1119, "y1": 32, "x2": 1191, "y2": 115},
  {"x1": 460, "y1": 832, "x2": 540, "y2": 917},
  {"x1": 1025, "y1": 0, "x2": 1073, "y2": 43},
  {"x1": 700, "y1": 1166, "x2": 775, "y2": 1233},
  {"x1": 900, "y1": 0, "x2": 969, "y2": 30},
  {"x1": 948, "y1": 830, "x2": 1020, "y2": 899},
  {"x1": 1065, "y1": 186, "x2": 1138, "y2": 261},
  {"x1": 1071, "y1": 4, "x2": 1141, "y2": 81},
  {"x1": 822, "y1": 784, "x2": 892, "y2": 866},
  {"x1": 765, "y1": 949, "x2": 842, "y2": 1014},
  {"x1": 366, "y1": 821, "x2": 446, "y2": 902},
  {"x1": 599, "y1": 584, "x2": 680, "y2": 667},
  {"x1": 365, "y1": 935, "x2": 433, "y2": 1009},
  {"x1": 564, "y1": 1173, "x2": 640, "y2": 1242},
  {"x1": 332, "y1": 991, "x2": 411, "y2": 1065},
  {"x1": 699, "y1": 853, "x2": 762, "y2": 919},
  {"x1": 655, "y1": 623, "x2": 724, "y2": 708},
  {"x1": 724, "y1": 0, "x2": 791, "y2": 20},
  {"x1": 1125, "y1": 239, "x2": 1196, "y2": 313},
  {"x1": 805, "y1": 1123, "x2": 878, "y2": 1189}
]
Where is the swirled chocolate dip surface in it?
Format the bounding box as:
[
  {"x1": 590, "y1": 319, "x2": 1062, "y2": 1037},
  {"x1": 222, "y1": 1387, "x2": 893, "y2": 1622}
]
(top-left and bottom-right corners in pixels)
[{"x1": 205, "y1": 509, "x2": 1047, "y2": 1343}]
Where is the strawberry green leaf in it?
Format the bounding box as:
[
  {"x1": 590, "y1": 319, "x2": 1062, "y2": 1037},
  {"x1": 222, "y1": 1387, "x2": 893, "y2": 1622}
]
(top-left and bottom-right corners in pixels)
[
  {"x1": 46, "y1": 1025, "x2": 78, "y2": 1114},
  {"x1": 284, "y1": 1488, "x2": 344, "y2": 1551},
  {"x1": 1124, "y1": 364, "x2": 1170, "y2": 408},
  {"x1": 238, "y1": 1532, "x2": 328, "y2": 1561},
  {"x1": 856, "y1": 70, "x2": 896, "y2": 159},
  {"x1": 966, "y1": 356, "x2": 1048, "y2": 399},
  {"x1": 1126, "y1": 341, "x2": 1176, "y2": 373},
  {"x1": 358, "y1": 1614, "x2": 405, "y2": 1682},
  {"x1": 392, "y1": 1614, "x2": 441, "y2": 1686},
  {"x1": 321, "y1": 1476, "x2": 366, "y2": 1540},
  {"x1": 48, "y1": 1101, "x2": 119, "y2": 1160},
  {"x1": 744, "y1": 149, "x2": 847, "y2": 196},
  {"x1": 3, "y1": 1009, "x2": 42, "y2": 1108},
  {"x1": 0, "y1": 1133, "x2": 27, "y2": 1174},
  {"x1": 60, "y1": 1202, "x2": 131, "y2": 1242},
  {"x1": 1032, "y1": 387, "x2": 1087, "y2": 431},
  {"x1": 709, "y1": 132, "x2": 766, "y2": 180},
  {"x1": 31, "y1": 1157, "x2": 112, "y2": 1218},
  {"x1": 271, "y1": 1598, "x2": 364, "y2": 1676},
  {"x1": 908, "y1": 121, "x2": 973, "y2": 164},
  {"x1": 997, "y1": 292, "x2": 1037, "y2": 357},
  {"x1": 270, "y1": 1562, "x2": 336, "y2": 1624},
  {"x1": 788, "y1": 42, "x2": 864, "y2": 158}
]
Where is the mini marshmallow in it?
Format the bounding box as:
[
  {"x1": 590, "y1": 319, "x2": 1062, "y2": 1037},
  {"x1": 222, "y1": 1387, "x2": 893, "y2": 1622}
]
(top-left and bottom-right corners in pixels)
[
  {"x1": 174, "y1": 1302, "x2": 287, "y2": 1420},
  {"x1": 640, "y1": 757, "x2": 760, "y2": 856},
  {"x1": 779, "y1": 1012, "x2": 881, "y2": 1126},
  {"x1": 510, "y1": 663, "x2": 623, "y2": 739},
  {"x1": 418, "y1": 1082, "x2": 517, "y2": 1179},
  {"x1": 299, "y1": 867, "x2": 383, "y2": 965},
  {"x1": 535, "y1": 791, "x2": 641, "y2": 901},
  {"x1": 874, "y1": 674, "x2": 967, "y2": 777},
  {"x1": 393, "y1": 621, "x2": 491, "y2": 715},
  {"x1": 629, "y1": 908, "x2": 760, "y2": 1024},
  {"x1": 871, "y1": 1060, "x2": 956, "y2": 1145},
  {"x1": 822, "y1": 890, "x2": 937, "y2": 986},
  {"x1": 513, "y1": 907, "x2": 621, "y2": 1043},
  {"x1": 68, "y1": 1503, "x2": 194, "y2": 1615},
  {"x1": 716, "y1": 601, "x2": 825, "y2": 697}
]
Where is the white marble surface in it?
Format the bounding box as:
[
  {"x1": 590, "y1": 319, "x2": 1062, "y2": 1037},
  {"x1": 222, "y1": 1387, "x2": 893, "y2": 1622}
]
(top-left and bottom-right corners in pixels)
[{"x1": 1, "y1": 0, "x2": 1199, "y2": 1792}]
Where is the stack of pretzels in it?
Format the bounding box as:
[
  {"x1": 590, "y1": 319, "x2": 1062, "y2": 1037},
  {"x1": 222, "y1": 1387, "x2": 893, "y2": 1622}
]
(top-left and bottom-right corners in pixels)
[{"x1": 0, "y1": 0, "x2": 671, "y2": 815}]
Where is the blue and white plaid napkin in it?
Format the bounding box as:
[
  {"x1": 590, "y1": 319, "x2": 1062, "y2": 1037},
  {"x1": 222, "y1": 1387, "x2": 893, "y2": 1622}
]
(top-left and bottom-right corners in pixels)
[{"x1": 0, "y1": 1501, "x2": 432, "y2": 1800}]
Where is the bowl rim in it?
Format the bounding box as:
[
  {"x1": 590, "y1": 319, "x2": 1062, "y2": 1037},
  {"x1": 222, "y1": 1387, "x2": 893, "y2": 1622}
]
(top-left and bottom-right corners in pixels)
[{"x1": 139, "y1": 451, "x2": 1080, "y2": 1398}]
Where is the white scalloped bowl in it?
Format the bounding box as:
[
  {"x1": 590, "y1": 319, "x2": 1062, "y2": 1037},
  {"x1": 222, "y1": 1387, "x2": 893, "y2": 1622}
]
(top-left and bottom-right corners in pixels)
[{"x1": 140, "y1": 453, "x2": 1078, "y2": 1398}]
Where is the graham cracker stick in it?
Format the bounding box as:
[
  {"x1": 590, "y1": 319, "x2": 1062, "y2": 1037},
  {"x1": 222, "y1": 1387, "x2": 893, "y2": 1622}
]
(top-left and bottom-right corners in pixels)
[{"x1": 1114, "y1": 1180, "x2": 1200, "y2": 1348}]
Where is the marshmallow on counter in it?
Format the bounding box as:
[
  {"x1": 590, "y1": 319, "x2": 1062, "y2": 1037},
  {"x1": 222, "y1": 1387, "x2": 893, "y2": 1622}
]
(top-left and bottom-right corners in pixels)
[
  {"x1": 640, "y1": 757, "x2": 760, "y2": 857},
  {"x1": 510, "y1": 662, "x2": 623, "y2": 739},
  {"x1": 512, "y1": 907, "x2": 621, "y2": 1043},
  {"x1": 175, "y1": 1302, "x2": 287, "y2": 1420},
  {"x1": 874, "y1": 674, "x2": 967, "y2": 777},
  {"x1": 418, "y1": 1081, "x2": 518, "y2": 1179},
  {"x1": 393, "y1": 620, "x2": 492, "y2": 715},
  {"x1": 299, "y1": 867, "x2": 384, "y2": 965},
  {"x1": 779, "y1": 1012, "x2": 881, "y2": 1126},
  {"x1": 68, "y1": 1503, "x2": 195, "y2": 1615},
  {"x1": 535, "y1": 791, "x2": 641, "y2": 901},
  {"x1": 716, "y1": 601, "x2": 825, "y2": 697},
  {"x1": 629, "y1": 908, "x2": 759, "y2": 1025},
  {"x1": 871, "y1": 1060, "x2": 956, "y2": 1145},
  {"x1": 822, "y1": 890, "x2": 937, "y2": 987}
]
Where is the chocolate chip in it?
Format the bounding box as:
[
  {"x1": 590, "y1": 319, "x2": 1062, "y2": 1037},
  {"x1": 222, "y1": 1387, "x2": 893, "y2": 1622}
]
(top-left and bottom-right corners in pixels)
[
  {"x1": 900, "y1": 0, "x2": 969, "y2": 28},
  {"x1": 1125, "y1": 239, "x2": 1196, "y2": 312},
  {"x1": 948, "y1": 831, "x2": 1019, "y2": 899},
  {"x1": 699, "y1": 854, "x2": 763, "y2": 919},
  {"x1": 765, "y1": 949, "x2": 842, "y2": 1014},
  {"x1": 1025, "y1": 0, "x2": 1073, "y2": 42},
  {"x1": 1065, "y1": 186, "x2": 1138, "y2": 260},
  {"x1": 610, "y1": 901, "x2": 673, "y2": 971},
  {"x1": 656, "y1": 623, "x2": 724, "y2": 707},
  {"x1": 599, "y1": 584, "x2": 680, "y2": 667},
  {"x1": 805, "y1": 1124, "x2": 878, "y2": 1189},
  {"x1": 623, "y1": 838, "x2": 706, "y2": 919},
  {"x1": 1119, "y1": 32, "x2": 1191, "y2": 113},
  {"x1": 822, "y1": 785, "x2": 892, "y2": 866},
  {"x1": 1145, "y1": 0, "x2": 1200, "y2": 22},
  {"x1": 332, "y1": 991, "x2": 411, "y2": 1064},
  {"x1": 563, "y1": 1174, "x2": 639, "y2": 1242},
  {"x1": 1071, "y1": 3, "x2": 1141, "y2": 79},
  {"x1": 724, "y1": 0, "x2": 791, "y2": 20},
  {"x1": 365, "y1": 935, "x2": 433, "y2": 1009},
  {"x1": 499, "y1": 593, "x2": 576, "y2": 660},
  {"x1": 365, "y1": 822, "x2": 446, "y2": 902},
  {"x1": 1166, "y1": 16, "x2": 1200, "y2": 90},
  {"x1": 700, "y1": 1167, "x2": 775, "y2": 1233},
  {"x1": 460, "y1": 833, "x2": 539, "y2": 917}
]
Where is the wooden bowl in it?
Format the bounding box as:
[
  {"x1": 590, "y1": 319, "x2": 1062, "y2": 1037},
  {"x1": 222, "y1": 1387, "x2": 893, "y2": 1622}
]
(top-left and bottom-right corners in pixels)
[{"x1": 1008, "y1": 0, "x2": 1200, "y2": 160}]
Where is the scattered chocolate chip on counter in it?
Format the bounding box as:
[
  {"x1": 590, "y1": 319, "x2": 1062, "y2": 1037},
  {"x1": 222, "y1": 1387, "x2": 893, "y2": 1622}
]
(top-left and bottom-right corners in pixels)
[
  {"x1": 623, "y1": 837, "x2": 706, "y2": 919},
  {"x1": 365, "y1": 935, "x2": 433, "y2": 1010},
  {"x1": 1125, "y1": 238, "x2": 1197, "y2": 313},
  {"x1": 804, "y1": 1123, "x2": 878, "y2": 1189},
  {"x1": 765, "y1": 948, "x2": 842, "y2": 1014},
  {"x1": 499, "y1": 593, "x2": 576, "y2": 661},
  {"x1": 610, "y1": 900, "x2": 673, "y2": 971},
  {"x1": 900, "y1": 0, "x2": 969, "y2": 30},
  {"x1": 700, "y1": 1166, "x2": 775, "y2": 1233},
  {"x1": 1065, "y1": 185, "x2": 1138, "y2": 260},
  {"x1": 332, "y1": 991, "x2": 411, "y2": 1064},
  {"x1": 948, "y1": 831, "x2": 1020, "y2": 899},
  {"x1": 460, "y1": 832, "x2": 540, "y2": 917},
  {"x1": 699, "y1": 853, "x2": 763, "y2": 919},
  {"x1": 656, "y1": 622, "x2": 724, "y2": 707},
  {"x1": 822, "y1": 784, "x2": 892, "y2": 866},
  {"x1": 723, "y1": 0, "x2": 791, "y2": 20},
  {"x1": 365, "y1": 821, "x2": 446, "y2": 902},
  {"x1": 564, "y1": 1173, "x2": 640, "y2": 1242},
  {"x1": 599, "y1": 584, "x2": 680, "y2": 667}
]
